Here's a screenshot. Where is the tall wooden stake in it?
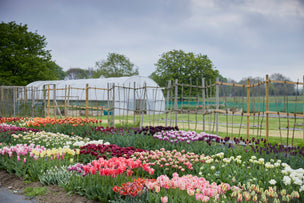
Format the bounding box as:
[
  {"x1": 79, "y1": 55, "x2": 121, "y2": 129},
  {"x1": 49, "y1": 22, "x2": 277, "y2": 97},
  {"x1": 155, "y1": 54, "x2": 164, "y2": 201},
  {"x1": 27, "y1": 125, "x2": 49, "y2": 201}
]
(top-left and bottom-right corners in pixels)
[
  {"x1": 47, "y1": 85, "x2": 50, "y2": 117},
  {"x1": 202, "y1": 78, "x2": 205, "y2": 132},
  {"x1": 247, "y1": 78, "x2": 250, "y2": 142},
  {"x1": 64, "y1": 85, "x2": 67, "y2": 117},
  {"x1": 174, "y1": 79, "x2": 178, "y2": 127},
  {"x1": 166, "y1": 81, "x2": 171, "y2": 127},
  {"x1": 266, "y1": 74, "x2": 269, "y2": 141},
  {"x1": 112, "y1": 83, "x2": 115, "y2": 127},
  {"x1": 85, "y1": 84, "x2": 89, "y2": 118},
  {"x1": 133, "y1": 82, "x2": 136, "y2": 124},
  {"x1": 216, "y1": 77, "x2": 219, "y2": 136}
]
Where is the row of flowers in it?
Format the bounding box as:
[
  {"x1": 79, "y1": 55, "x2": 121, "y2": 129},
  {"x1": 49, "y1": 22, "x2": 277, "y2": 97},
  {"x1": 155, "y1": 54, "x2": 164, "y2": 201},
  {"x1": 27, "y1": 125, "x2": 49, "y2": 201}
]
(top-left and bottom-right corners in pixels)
[
  {"x1": 25, "y1": 117, "x2": 102, "y2": 127},
  {"x1": 153, "y1": 130, "x2": 221, "y2": 143},
  {"x1": 78, "y1": 143, "x2": 147, "y2": 162},
  {"x1": 0, "y1": 123, "x2": 40, "y2": 133},
  {"x1": 0, "y1": 117, "x2": 304, "y2": 202}
]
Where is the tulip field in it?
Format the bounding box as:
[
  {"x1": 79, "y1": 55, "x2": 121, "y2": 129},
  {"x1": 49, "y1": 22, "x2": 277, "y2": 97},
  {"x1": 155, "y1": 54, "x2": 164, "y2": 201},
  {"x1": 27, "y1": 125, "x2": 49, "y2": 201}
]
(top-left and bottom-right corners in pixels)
[{"x1": 1, "y1": 117, "x2": 304, "y2": 202}]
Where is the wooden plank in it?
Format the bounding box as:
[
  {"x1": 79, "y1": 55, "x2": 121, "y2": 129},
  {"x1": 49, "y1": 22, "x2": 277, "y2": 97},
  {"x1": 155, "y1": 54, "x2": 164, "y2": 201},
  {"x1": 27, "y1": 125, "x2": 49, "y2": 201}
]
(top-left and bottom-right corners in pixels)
[
  {"x1": 266, "y1": 111, "x2": 304, "y2": 118},
  {"x1": 270, "y1": 80, "x2": 304, "y2": 85},
  {"x1": 88, "y1": 87, "x2": 108, "y2": 91}
]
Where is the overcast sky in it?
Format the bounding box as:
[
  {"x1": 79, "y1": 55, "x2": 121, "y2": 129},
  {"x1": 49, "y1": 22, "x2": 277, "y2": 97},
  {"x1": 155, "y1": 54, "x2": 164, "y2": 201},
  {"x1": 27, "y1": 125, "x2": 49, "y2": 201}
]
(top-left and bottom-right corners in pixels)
[{"x1": 1, "y1": 0, "x2": 304, "y2": 82}]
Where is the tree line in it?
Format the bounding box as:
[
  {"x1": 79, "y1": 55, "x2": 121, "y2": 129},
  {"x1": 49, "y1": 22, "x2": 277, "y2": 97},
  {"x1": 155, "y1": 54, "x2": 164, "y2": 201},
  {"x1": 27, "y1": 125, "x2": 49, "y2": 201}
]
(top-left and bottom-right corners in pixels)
[{"x1": 0, "y1": 21, "x2": 299, "y2": 96}]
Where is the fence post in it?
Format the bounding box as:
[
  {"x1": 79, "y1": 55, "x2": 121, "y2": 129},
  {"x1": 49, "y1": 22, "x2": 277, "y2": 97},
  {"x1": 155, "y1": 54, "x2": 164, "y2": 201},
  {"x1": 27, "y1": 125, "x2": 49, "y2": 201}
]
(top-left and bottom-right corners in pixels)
[
  {"x1": 67, "y1": 85, "x2": 70, "y2": 117},
  {"x1": 64, "y1": 85, "x2": 67, "y2": 118},
  {"x1": 202, "y1": 78, "x2": 205, "y2": 132},
  {"x1": 85, "y1": 84, "x2": 89, "y2": 119},
  {"x1": 112, "y1": 83, "x2": 115, "y2": 127},
  {"x1": 174, "y1": 79, "x2": 178, "y2": 127},
  {"x1": 31, "y1": 86, "x2": 34, "y2": 117},
  {"x1": 133, "y1": 82, "x2": 136, "y2": 124},
  {"x1": 216, "y1": 77, "x2": 219, "y2": 136},
  {"x1": 0, "y1": 86, "x2": 3, "y2": 102},
  {"x1": 247, "y1": 78, "x2": 250, "y2": 142},
  {"x1": 266, "y1": 74, "x2": 269, "y2": 141},
  {"x1": 166, "y1": 81, "x2": 171, "y2": 127},
  {"x1": 0, "y1": 87, "x2": 2, "y2": 116},
  {"x1": 53, "y1": 84, "x2": 56, "y2": 117},
  {"x1": 13, "y1": 87, "x2": 16, "y2": 117},
  {"x1": 107, "y1": 83, "x2": 110, "y2": 127},
  {"x1": 43, "y1": 85, "x2": 46, "y2": 117},
  {"x1": 141, "y1": 83, "x2": 147, "y2": 128},
  {"x1": 47, "y1": 85, "x2": 50, "y2": 117},
  {"x1": 24, "y1": 87, "x2": 27, "y2": 103}
]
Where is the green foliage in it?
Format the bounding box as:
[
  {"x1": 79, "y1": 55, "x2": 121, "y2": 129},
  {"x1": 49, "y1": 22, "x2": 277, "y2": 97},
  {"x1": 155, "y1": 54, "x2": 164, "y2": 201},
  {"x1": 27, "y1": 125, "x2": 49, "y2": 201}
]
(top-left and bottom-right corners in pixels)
[
  {"x1": 64, "y1": 174, "x2": 134, "y2": 202},
  {"x1": 39, "y1": 166, "x2": 77, "y2": 186},
  {"x1": 24, "y1": 186, "x2": 47, "y2": 199},
  {"x1": 93, "y1": 52, "x2": 139, "y2": 78},
  {"x1": 65, "y1": 68, "x2": 92, "y2": 80},
  {"x1": 0, "y1": 21, "x2": 66, "y2": 86},
  {"x1": 151, "y1": 49, "x2": 219, "y2": 91}
]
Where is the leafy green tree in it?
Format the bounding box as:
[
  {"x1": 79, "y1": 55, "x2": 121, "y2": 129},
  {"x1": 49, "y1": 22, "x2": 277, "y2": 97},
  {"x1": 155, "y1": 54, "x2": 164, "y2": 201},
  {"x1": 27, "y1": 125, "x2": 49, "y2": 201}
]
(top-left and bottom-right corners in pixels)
[
  {"x1": 93, "y1": 53, "x2": 139, "y2": 78},
  {"x1": 66, "y1": 68, "x2": 89, "y2": 80},
  {"x1": 151, "y1": 50, "x2": 219, "y2": 96},
  {"x1": 269, "y1": 73, "x2": 295, "y2": 96},
  {"x1": 0, "y1": 21, "x2": 65, "y2": 86}
]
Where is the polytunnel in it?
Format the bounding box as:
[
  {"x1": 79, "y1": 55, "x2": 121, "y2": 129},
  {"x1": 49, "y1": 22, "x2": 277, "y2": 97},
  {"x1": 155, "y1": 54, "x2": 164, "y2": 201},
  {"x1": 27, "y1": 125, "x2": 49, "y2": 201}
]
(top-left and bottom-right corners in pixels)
[{"x1": 24, "y1": 76, "x2": 166, "y2": 116}]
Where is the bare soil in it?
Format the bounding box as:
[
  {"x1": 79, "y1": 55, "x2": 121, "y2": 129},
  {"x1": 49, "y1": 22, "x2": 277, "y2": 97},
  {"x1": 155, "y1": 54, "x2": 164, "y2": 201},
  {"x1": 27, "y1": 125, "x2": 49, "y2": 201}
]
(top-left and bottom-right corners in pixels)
[{"x1": 0, "y1": 170, "x2": 99, "y2": 203}]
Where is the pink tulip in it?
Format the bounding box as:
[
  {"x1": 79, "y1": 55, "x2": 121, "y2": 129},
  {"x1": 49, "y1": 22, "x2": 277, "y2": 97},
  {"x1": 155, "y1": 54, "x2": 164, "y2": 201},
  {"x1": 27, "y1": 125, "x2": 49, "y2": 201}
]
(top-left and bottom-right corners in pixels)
[
  {"x1": 195, "y1": 193, "x2": 203, "y2": 201},
  {"x1": 201, "y1": 195, "x2": 210, "y2": 202},
  {"x1": 161, "y1": 196, "x2": 168, "y2": 203},
  {"x1": 23, "y1": 158, "x2": 26, "y2": 163}
]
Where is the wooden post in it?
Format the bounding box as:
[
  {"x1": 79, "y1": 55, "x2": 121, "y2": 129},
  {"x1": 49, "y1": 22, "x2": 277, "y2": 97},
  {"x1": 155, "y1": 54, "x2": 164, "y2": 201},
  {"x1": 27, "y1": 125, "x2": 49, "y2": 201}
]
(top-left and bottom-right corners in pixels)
[
  {"x1": 31, "y1": 86, "x2": 34, "y2": 117},
  {"x1": 112, "y1": 83, "x2": 115, "y2": 127},
  {"x1": 24, "y1": 87, "x2": 27, "y2": 103},
  {"x1": 266, "y1": 74, "x2": 269, "y2": 140},
  {"x1": 47, "y1": 85, "x2": 50, "y2": 117},
  {"x1": 174, "y1": 79, "x2": 178, "y2": 127},
  {"x1": 166, "y1": 81, "x2": 171, "y2": 127},
  {"x1": 141, "y1": 83, "x2": 147, "y2": 128},
  {"x1": 0, "y1": 86, "x2": 3, "y2": 102},
  {"x1": 0, "y1": 87, "x2": 2, "y2": 116},
  {"x1": 247, "y1": 78, "x2": 250, "y2": 142},
  {"x1": 202, "y1": 78, "x2": 205, "y2": 132},
  {"x1": 53, "y1": 84, "x2": 56, "y2": 117},
  {"x1": 107, "y1": 83, "x2": 110, "y2": 127},
  {"x1": 133, "y1": 82, "x2": 136, "y2": 124},
  {"x1": 216, "y1": 77, "x2": 219, "y2": 136},
  {"x1": 85, "y1": 83, "x2": 89, "y2": 118},
  {"x1": 67, "y1": 85, "x2": 70, "y2": 117},
  {"x1": 13, "y1": 87, "x2": 16, "y2": 117},
  {"x1": 43, "y1": 85, "x2": 46, "y2": 117},
  {"x1": 64, "y1": 85, "x2": 67, "y2": 117}
]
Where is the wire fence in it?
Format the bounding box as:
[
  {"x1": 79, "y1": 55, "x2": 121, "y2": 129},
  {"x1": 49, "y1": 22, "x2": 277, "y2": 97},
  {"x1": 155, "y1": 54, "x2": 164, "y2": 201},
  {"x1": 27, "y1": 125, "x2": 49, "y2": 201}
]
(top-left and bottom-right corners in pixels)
[{"x1": 0, "y1": 74, "x2": 303, "y2": 145}]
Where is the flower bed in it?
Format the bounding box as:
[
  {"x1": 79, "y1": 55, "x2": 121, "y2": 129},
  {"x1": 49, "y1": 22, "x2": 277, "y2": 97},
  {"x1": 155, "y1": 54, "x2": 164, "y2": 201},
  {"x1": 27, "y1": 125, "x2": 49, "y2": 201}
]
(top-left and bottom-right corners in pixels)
[{"x1": 0, "y1": 117, "x2": 303, "y2": 202}]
